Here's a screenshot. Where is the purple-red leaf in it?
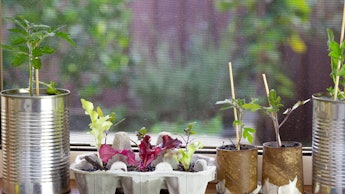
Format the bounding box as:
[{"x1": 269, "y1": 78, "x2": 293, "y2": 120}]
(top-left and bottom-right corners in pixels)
[
  {"x1": 99, "y1": 144, "x2": 121, "y2": 163},
  {"x1": 99, "y1": 134, "x2": 183, "y2": 171},
  {"x1": 138, "y1": 135, "x2": 162, "y2": 170},
  {"x1": 99, "y1": 144, "x2": 139, "y2": 166},
  {"x1": 160, "y1": 135, "x2": 182, "y2": 149}
]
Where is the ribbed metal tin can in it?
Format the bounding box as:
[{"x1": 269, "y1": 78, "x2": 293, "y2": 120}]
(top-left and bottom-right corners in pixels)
[
  {"x1": 1, "y1": 88, "x2": 70, "y2": 194},
  {"x1": 312, "y1": 92, "x2": 345, "y2": 194}
]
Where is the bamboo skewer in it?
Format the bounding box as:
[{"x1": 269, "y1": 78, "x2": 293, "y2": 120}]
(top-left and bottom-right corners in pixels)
[
  {"x1": 228, "y1": 62, "x2": 240, "y2": 150},
  {"x1": 262, "y1": 74, "x2": 282, "y2": 147},
  {"x1": 35, "y1": 69, "x2": 39, "y2": 96},
  {"x1": 333, "y1": 0, "x2": 345, "y2": 100}
]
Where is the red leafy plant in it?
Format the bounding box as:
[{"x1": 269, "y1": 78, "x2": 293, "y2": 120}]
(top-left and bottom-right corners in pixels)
[
  {"x1": 81, "y1": 98, "x2": 203, "y2": 172},
  {"x1": 99, "y1": 128, "x2": 182, "y2": 171}
]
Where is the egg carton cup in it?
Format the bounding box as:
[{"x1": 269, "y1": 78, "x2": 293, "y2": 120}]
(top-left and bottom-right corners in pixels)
[{"x1": 71, "y1": 154, "x2": 216, "y2": 194}]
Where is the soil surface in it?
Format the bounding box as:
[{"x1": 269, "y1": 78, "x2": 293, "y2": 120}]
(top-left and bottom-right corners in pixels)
[
  {"x1": 217, "y1": 144, "x2": 255, "y2": 150},
  {"x1": 264, "y1": 141, "x2": 301, "y2": 148}
]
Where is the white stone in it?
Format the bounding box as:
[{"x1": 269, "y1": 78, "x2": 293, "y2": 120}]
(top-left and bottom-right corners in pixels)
[{"x1": 110, "y1": 161, "x2": 127, "y2": 172}]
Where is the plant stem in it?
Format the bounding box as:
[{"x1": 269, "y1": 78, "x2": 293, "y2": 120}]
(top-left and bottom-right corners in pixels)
[
  {"x1": 28, "y1": 49, "x2": 33, "y2": 96},
  {"x1": 272, "y1": 113, "x2": 282, "y2": 147},
  {"x1": 262, "y1": 74, "x2": 282, "y2": 147},
  {"x1": 334, "y1": 0, "x2": 345, "y2": 100}
]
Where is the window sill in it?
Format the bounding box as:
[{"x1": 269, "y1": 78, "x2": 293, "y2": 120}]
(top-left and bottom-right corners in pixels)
[
  {"x1": 0, "y1": 149, "x2": 313, "y2": 186},
  {"x1": 0, "y1": 178, "x2": 313, "y2": 194}
]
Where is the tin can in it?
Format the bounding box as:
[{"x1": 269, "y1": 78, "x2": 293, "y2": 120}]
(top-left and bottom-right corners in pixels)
[{"x1": 1, "y1": 88, "x2": 70, "y2": 194}]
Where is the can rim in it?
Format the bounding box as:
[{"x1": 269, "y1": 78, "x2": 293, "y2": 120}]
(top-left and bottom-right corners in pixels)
[
  {"x1": 0, "y1": 88, "x2": 70, "y2": 99},
  {"x1": 312, "y1": 92, "x2": 345, "y2": 103}
]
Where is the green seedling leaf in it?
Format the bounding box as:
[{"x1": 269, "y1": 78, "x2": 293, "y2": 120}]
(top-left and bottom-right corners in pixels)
[
  {"x1": 81, "y1": 98, "x2": 115, "y2": 150},
  {"x1": 55, "y1": 31, "x2": 77, "y2": 48},
  {"x1": 242, "y1": 102, "x2": 261, "y2": 112},
  {"x1": 38, "y1": 81, "x2": 61, "y2": 95},
  {"x1": 178, "y1": 141, "x2": 203, "y2": 171},
  {"x1": 97, "y1": 106, "x2": 104, "y2": 117},
  {"x1": 216, "y1": 97, "x2": 260, "y2": 148},
  {"x1": 243, "y1": 127, "x2": 256, "y2": 144},
  {"x1": 12, "y1": 53, "x2": 27, "y2": 67},
  {"x1": 137, "y1": 127, "x2": 147, "y2": 141},
  {"x1": 31, "y1": 57, "x2": 42, "y2": 69},
  {"x1": 232, "y1": 120, "x2": 242, "y2": 127},
  {"x1": 3, "y1": 16, "x2": 76, "y2": 96}
]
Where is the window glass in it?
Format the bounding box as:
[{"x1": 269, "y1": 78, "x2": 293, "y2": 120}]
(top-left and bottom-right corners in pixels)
[{"x1": 1, "y1": 0, "x2": 340, "y2": 146}]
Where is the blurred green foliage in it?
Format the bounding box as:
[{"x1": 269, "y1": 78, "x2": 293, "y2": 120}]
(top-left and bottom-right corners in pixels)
[
  {"x1": 2, "y1": 0, "x2": 131, "y2": 98},
  {"x1": 216, "y1": 0, "x2": 311, "y2": 99},
  {"x1": 2, "y1": 0, "x2": 313, "y2": 137},
  {"x1": 129, "y1": 37, "x2": 232, "y2": 129}
]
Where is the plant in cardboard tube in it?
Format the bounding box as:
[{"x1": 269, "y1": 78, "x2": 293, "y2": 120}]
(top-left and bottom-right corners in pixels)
[
  {"x1": 216, "y1": 98, "x2": 261, "y2": 150},
  {"x1": 262, "y1": 89, "x2": 310, "y2": 147}
]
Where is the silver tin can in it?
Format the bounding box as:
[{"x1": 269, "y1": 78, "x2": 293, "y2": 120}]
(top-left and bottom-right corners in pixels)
[
  {"x1": 312, "y1": 92, "x2": 345, "y2": 194},
  {"x1": 1, "y1": 88, "x2": 70, "y2": 194}
]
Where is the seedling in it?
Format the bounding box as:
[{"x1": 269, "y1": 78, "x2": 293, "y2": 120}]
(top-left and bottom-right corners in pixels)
[
  {"x1": 216, "y1": 62, "x2": 261, "y2": 150},
  {"x1": 327, "y1": 28, "x2": 345, "y2": 100},
  {"x1": 177, "y1": 122, "x2": 203, "y2": 171},
  {"x1": 217, "y1": 98, "x2": 260, "y2": 149},
  {"x1": 81, "y1": 98, "x2": 123, "y2": 167},
  {"x1": 3, "y1": 16, "x2": 76, "y2": 96},
  {"x1": 262, "y1": 74, "x2": 310, "y2": 147}
]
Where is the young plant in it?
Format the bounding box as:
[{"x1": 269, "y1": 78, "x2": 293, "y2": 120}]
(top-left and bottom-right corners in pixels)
[
  {"x1": 99, "y1": 128, "x2": 182, "y2": 171},
  {"x1": 327, "y1": 28, "x2": 345, "y2": 100},
  {"x1": 216, "y1": 98, "x2": 261, "y2": 150},
  {"x1": 263, "y1": 89, "x2": 310, "y2": 147},
  {"x1": 81, "y1": 98, "x2": 121, "y2": 167},
  {"x1": 2, "y1": 16, "x2": 76, "y2": 96},
  {"x1": 177, "y1": 122, "x2": 203, "y2": 171}
]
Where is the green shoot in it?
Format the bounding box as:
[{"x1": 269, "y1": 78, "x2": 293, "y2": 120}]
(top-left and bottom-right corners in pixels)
[
  {"x1": 178, "y1": 141, "x2": 203, "y2": 171},
  {"x1": 177, "y1": 122, "x2": 203, "y2": 171},
  {"x1": 327, "y1": 28, "x2": 345, "y2": 100},
  {"x1": 38, "y1": 81, "x2": 61, "y2": 95},
  {"x1": 216, "y1": 98, "x2": 261, "y2": 150},
  {"x1": 81, "y1": 98, "x2": 116, "y2": 151},
  {"x1": 2, "y1": 16, "x2": 76, "y2": 96},
  {"x1": 263, "y1": 89, "x2": 310, "y2": 147}
]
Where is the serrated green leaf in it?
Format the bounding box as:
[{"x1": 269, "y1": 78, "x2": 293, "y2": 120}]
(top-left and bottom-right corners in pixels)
[
  {"x1": 242, "y1": 103, "x2": 261, "y2": 112},
  {"x1": 233, "y1": 120, "x2": 242, "y2": 127},
  {"x1": 55, "y1": 31, "x2": 77, "y2": 47},
  {"x1": 12, "y1": 53, "x2": 27, "y2": 67},
  {"x1": 41, "y1": 46, "x2": 55, "y2": 54},
  {"x1": 243, "y1": 127, "x2": 256, "y2": 144},
  {"x1": 31, "y1": 57, "x2": 42, "y2": 69}
]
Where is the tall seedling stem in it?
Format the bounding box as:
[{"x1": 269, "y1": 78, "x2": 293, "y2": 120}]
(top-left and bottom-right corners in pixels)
[
  {"x1": 334, "y1": 0, "x2": 345, "y2": 100},
  {"x1": 262, "y1": 74, "x2": 309, "y2": 148},
  {"x1": 262, "y1": 74, "x2": 282, "y2": 147}
]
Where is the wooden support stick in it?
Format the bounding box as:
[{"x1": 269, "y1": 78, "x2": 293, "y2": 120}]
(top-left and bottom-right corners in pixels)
[
  {"x1": 333, "y1": 0, "x2": 345, "y2": 100},
  {"x1": 229, "y1": 62, "x2": 240, "y2": 149}
]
